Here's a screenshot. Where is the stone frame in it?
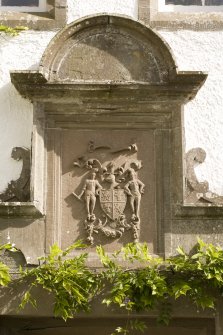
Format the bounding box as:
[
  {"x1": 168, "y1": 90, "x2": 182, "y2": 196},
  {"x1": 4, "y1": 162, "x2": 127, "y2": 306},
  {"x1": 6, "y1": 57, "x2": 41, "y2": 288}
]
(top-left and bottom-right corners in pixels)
[
  {"x1": 0, "y1": 0, "x2": 67, "y2": 30},
  {"x1": 44, "y1": 106, "x2": 172, "y2": 255},
  {"x1": 138, "y1": 0, "x2": 223, "y2": 30},
  {"x1": 10, "y1": 15, "x2": 209, "y2": 258}
]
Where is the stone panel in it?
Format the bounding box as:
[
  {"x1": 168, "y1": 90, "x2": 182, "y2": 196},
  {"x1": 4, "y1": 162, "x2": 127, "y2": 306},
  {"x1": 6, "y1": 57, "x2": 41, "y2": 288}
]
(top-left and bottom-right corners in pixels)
[{"x1": 59, "y1": 129, "x2": 156, "y2": 252}]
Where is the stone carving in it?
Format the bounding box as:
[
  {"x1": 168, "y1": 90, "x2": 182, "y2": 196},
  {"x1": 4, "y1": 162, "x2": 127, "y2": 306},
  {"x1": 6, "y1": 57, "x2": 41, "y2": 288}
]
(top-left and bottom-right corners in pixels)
[
  {"x1": 72, "y1": 142, "x2": 145, "y2": 244},
  {"x1": 111, "y1": 143, "x2": 138, "y2": 155},
  {"x1": 73, "y1": 170, "x2": 103, "y2": 220},
  {"x1": 0, "y1": 147, "x2": 30, "y2": 202},
  {"x1": 124, "y1": 168, "x2": 145, "y2": 219},
  {"x1": 185, "y1": 148, "x2": 223, "y2": 205},
  {"x1": 87, "y1": 141, "x2": 111, "y2": 153}
]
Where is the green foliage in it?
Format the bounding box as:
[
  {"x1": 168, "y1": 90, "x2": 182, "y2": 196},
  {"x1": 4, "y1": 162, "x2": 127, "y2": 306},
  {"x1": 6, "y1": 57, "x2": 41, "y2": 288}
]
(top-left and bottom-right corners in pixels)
[
  {"x1": 20, "y1": 241, "x2": 101, "y2": 320},
  {"x1": 0, "y1": 261, "x2": 10, "y2": 286},
  {"x1": 111, "y1": 320, "x2": 147, "y2": 335},
  {"x1": 0, "y1": 243, "x2": 16, "y2": 287},
  {"x1": 17, "y1": 239, "x2": 223, "y2": 333},
  {"x1": 0, "y1": 25, "x2": 28, "y2": 36}
]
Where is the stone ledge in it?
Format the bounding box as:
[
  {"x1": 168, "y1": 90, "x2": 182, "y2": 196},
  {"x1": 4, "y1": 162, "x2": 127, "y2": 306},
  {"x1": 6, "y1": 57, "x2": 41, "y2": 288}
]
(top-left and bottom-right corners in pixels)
[
  {"x1": 0, "y1": 202, "x2": 44, "y2": 218},
  {"x1": 10, "y1": 72, "x2": 207, "y2": 106},
  {"x1": 0, "y1": 0, "x2": 67, "y2": 30},
  {"x1": 139, "y1": 0, "x2": 223, "y2": 31},
  {"x1": 174, "y1": 204, "x2": 223, "y2": 218}
]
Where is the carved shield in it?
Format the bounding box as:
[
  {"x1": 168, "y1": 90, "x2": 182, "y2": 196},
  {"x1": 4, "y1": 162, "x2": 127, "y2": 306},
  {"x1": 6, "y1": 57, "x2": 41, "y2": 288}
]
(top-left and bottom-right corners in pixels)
[{"x1": 100, "y1": 189, "x2": 127, "y2": 220}]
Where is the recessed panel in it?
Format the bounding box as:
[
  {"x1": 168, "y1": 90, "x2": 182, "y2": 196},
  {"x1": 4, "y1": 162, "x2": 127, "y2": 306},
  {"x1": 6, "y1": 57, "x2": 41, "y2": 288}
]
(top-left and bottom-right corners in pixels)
[{"x1": 61, "y1": 129, "x2": 156, "y2": 252}]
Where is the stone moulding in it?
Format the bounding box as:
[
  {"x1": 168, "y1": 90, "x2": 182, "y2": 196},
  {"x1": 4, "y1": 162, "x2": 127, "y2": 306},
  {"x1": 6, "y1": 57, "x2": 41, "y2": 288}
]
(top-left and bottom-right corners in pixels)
[
  {"x1": 174, "y1": 204, "x2": 223, "y2": 218},
  {"x1": 0, "y1": 202, "x2": 43, "y2": 218},
  {"x1": 10, "y1": 76, "x2": 207, "y2": 106}
]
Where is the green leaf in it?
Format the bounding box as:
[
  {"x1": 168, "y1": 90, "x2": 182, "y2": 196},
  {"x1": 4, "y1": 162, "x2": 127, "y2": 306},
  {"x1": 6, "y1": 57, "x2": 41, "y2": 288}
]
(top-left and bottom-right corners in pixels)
[
  {"x1": 19, "y1": 291, "x2": 37, "y2": 310},
  {"x1": 0, "y1": 262, "x2": 10, "y2": 286},
  {"x1": 62, "y1": 240, "x2": 87, "y2": 256},
  {"x1": 49, "y1": 244, "x2": 62, "y2": 259},
  {"x1": 176, "y1": 246, "x2": 186, "y2": 256},
  {"x1": 172, "y1": 281, "x2": 191, "y2": 299},
  {"x1": 130, "y1": 320, "x2": 147, "y2": 332},
  {"x1": 196, "y1": 295, "x2": 215, "y2": 310}
]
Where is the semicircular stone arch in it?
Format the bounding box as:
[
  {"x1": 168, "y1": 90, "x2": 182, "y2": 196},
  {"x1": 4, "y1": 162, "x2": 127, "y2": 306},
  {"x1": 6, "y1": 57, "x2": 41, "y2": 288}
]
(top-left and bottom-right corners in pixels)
[{"x1": 39, "y1": 15, "x2": 177, "y2": 84}]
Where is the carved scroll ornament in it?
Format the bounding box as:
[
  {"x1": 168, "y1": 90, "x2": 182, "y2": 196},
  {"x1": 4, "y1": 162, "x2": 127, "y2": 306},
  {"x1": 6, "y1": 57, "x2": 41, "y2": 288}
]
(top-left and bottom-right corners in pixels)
[
  {"x1": 185, "y1": 148, "x2": 223, "y2": 205},
  {"x1": 72, "y1": 142, "x2": 145, "y2": 245},
  {"x1": 0, "y1": 147, "x2": 30, "y2": 202}
]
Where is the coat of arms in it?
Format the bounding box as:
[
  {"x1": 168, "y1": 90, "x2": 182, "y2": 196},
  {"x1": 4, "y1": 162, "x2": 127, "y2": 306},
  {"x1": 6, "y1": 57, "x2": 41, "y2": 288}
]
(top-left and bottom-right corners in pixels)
[
  {"x1": 72, "y1": 142, "x2": 145, "y2": 245},
  {"x1": 100, "y1": 189, "x2": 127, "y2": 220}
]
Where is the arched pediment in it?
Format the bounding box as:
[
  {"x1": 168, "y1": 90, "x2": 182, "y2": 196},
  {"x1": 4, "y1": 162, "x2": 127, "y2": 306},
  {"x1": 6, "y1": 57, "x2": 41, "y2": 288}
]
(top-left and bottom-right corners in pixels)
[
  {"x1": 39, "y1": 15, "x2": 177, "y2": 84},
  {"x1": 11, "y1": 14, "x2": 206, "y2": 106}
]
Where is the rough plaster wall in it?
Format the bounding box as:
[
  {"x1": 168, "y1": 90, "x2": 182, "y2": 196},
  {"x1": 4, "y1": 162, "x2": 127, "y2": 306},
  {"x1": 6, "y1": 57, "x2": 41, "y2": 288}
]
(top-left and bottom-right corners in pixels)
[
  {"x1": 0, "y1": 1, "x2": 222, "y2": 196},
  {"x1": 67, "y1": 0, "x2": 138, "y2": 23},
  {"x1": 0, "y1": 32, "x2": 55, "y2": 192},
  {"x1": 159, "y1": 30, "x2": 223, "y2": 195}
]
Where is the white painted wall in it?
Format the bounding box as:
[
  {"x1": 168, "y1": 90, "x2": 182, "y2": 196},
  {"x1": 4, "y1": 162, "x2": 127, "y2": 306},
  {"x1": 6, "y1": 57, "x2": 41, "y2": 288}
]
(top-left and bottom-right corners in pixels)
[
  {"x1": 0, "y1": 0, "x2": 222, "y2": 196},
  {"x1": 67, "y1": 0, "x2": 138, "y2": 23},
  {"x1": 159, "y1": 30, "x2": 223, "y2": 195}
]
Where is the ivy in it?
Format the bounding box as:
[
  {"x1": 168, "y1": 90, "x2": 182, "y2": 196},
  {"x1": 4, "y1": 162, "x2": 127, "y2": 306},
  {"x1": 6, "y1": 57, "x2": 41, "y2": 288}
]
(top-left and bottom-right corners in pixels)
[
  {"x1": 111, "y1": 320, "x2": 147, "y2": 335},
  {"x1": 0, "y1": 25, "x2": 28, "y2": 36},
  {"x1": 2, "y1": 239, "x2": 223, "y2": 333},
  {"x1": 0, "y1": 243, "x2": 16, "y2": 286},
  {"x1": 19, "y1": 241, "x2": 102, "y2": 320}
]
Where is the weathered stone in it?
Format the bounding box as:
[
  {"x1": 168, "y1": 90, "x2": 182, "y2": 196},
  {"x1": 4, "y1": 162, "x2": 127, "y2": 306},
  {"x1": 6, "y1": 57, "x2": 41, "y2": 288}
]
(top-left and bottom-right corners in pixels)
[
  {"x1": 0, "y1": 249, "x2": 26, "y2": 275},
  {"x1": 0, "y1": 0, "x2": 67, "y2": 30},
  {"x1": 0, "y1": 203, "x2": 43, "y2": 218},
  {"x1": 0, "y1": 217, "x2": 45, "y2": 265},
  {"x1": 185, "y1": 147, "x2": 223, "y2": 205},
  {"x1": 140, "y1": 0, "x2": 223, "y2": 30},
  {"x1": 0, "y1": 147, "x2": 30, "y2": 202}
]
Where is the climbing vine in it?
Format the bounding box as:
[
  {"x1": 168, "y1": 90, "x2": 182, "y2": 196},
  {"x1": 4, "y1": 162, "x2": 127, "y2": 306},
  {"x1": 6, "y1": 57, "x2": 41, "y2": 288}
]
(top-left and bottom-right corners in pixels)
[
  {"x1": 1, "y1": 239, "x2": 223, "y2": 334},
  {"x1": 0, "y1": 243, "x2": 16, "y2": 286},
  {"x1": 0, "y1": 25, "x2": 28, "y2": 36}
]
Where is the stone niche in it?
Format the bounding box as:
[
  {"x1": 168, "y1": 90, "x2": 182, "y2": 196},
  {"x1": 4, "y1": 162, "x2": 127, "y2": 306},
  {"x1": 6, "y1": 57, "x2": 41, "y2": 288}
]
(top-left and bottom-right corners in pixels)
[{"x1": 11, "y1": 15, "x2": 207, "y2": 258}]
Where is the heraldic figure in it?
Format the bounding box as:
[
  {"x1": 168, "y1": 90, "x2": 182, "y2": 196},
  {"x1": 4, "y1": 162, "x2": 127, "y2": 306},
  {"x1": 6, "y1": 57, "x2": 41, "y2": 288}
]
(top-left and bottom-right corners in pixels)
[
  {"x1": 124, "y1": 168, "x2": 145, "y2": 220},
  {"x1": 75, "y1": 170, "x2": 102, "y2": 220}
]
